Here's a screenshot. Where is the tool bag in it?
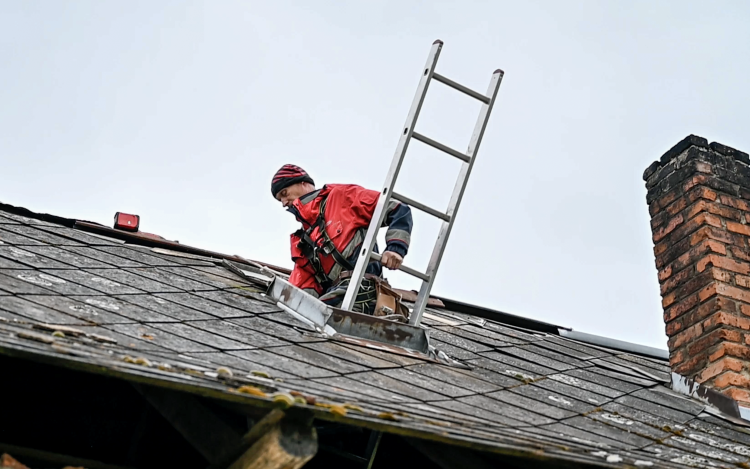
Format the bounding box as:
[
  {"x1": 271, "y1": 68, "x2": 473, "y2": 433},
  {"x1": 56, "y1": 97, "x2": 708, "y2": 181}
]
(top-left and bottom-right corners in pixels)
[{"x1": 372, "y1": 277, "x2": 410, "y2": 321}]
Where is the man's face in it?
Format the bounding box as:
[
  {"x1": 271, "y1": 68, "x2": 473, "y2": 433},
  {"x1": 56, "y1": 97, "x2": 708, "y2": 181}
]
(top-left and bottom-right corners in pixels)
[{"x1": 275, "y1": 182, "x2": 310, "y2": 208}]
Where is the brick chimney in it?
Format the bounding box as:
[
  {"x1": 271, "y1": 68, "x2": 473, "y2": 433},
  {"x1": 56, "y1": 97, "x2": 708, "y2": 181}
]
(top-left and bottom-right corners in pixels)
[{"x1": 644, "y1": 135, "x2": 750, "y2": 405}]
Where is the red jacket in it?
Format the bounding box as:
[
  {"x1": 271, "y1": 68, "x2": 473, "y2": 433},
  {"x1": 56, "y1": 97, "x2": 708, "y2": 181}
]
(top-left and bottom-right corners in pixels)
[{"x1": 287, "y1": 184, "x2": 412, "y2": 296}]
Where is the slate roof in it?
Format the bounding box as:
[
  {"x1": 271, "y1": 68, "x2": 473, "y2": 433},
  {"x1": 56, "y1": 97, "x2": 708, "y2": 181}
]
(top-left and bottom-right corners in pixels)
[{"x1": 1, "y1": 204, "x2": 749, "y2": 468}]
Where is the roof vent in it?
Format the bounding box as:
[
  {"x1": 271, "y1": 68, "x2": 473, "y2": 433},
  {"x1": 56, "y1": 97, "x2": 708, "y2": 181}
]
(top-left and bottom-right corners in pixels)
[{"x1": 113, "y1": 212, "x2": 140, "y2": 232}]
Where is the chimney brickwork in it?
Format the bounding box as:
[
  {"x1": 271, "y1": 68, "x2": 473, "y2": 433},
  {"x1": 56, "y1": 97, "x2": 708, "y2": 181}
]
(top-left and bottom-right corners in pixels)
[{"x1": 644, "y1": 135, "x2": 750, "y2": 405}]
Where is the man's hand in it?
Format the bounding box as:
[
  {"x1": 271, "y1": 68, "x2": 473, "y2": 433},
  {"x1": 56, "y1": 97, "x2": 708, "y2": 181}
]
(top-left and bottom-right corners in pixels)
[{"x1": 381, "y1": 251, "x2": 403, "y2": 270}]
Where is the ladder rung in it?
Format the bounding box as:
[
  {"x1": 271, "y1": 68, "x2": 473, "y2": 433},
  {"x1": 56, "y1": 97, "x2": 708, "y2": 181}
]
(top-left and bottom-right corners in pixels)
[
  {"x1": 370, "y1": 252, "x2": 430, "y2": 282},
  {"x1": 392, "y1": 191, "x2": 451, "y2": 222},
  {"x1": 412, "y1": 132, "x2": 470, "y2": 163},
  {"x1": 433, "y1": 72, "x2": 491, "y2": 104}
]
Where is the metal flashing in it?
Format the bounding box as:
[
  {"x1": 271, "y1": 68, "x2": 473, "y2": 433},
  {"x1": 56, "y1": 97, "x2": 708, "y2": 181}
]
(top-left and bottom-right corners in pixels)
[
  {"x1": 559, "y1": 329, "x2": 669, "y2": 360},
  {"x1": 670, "y1": 372, "x2": 748, "y2": 425}
]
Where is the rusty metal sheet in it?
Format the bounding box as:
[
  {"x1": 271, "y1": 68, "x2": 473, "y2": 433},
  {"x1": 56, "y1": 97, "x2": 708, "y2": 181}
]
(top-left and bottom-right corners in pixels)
[{"x1": 326, "y1": 308, "x2": 429, "y2": 354}]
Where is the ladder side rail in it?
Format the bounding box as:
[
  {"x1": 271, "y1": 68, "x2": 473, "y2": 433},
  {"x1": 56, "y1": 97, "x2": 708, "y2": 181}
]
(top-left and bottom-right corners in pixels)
[
  {"x1": 340, "y1": 40, "x2": 444, "y2": 311},
  {"x1": 409, "y1": 69, "x2": 505, "y2": 326}
]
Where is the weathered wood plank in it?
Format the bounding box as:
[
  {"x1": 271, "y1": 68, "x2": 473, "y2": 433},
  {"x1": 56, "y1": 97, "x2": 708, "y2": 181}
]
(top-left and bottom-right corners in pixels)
[{"x1": 226, "y1": 416, "x2": 317, "y2": 469}]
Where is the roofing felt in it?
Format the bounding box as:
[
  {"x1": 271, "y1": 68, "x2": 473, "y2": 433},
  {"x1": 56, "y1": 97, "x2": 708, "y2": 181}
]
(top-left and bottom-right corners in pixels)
[{"x1": 0, "y1": 205, "x2": 749, "y2": 468}]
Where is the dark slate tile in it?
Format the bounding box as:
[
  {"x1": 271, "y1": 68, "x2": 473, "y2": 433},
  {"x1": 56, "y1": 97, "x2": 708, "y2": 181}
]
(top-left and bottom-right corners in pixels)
[
  {"x1": 587, "y1": 360, "x2": 658, "y2": 388},
  {"x1": 5, "y1": 270, "x2": 102, "y2": 296},
  {"x1": 151, "y1": 322, "x2": 251, "y2": 351},
  {"x1": 457, "y1": 394, "x2": 556, "y2": 426},
  {"x1": 188, "y1": 351, "x2": 297, "y2": 380},
  {"x1": 528, "y1": 423, "x2": 631, "y2": 450},
  {"x1": 62, "y1": 246, "x2": 145, "y2": 268},
  {"x1": 157, "y1": 266, "x2": 237, "y2": 290},
  {"x1": 40, "y1": 269, "x2": 142, "y2": 295},
  {"x1": 0, "y1": 214, "x2": 21, "y2": 224},
  {"x1": 187, "y1": 319, "x2": 288, "y2": 348},
  {"x1": 598, "y1": 356, "x2": 671, "y2": 383},
  {"x1": 257, "y1": 311, "x2": 316, "y2": 331},
  {"x1": 146, "y1": 248, "x2": 217, "y2": 267},
  {"x1": 532, "y1": 338, "x2": 604, "y2": 362},
  {"x1": 281, "y1": 378, "x2": 390, "y2": 404},
  {"x1": 682, "y1": 425, "x2": 750, "y2": 458},
  {"x1": 602, "y1": 402, "x2": 685, "y2": 431},
  {"x1": 591, "y1": 358, "x2": 663, "y2": 385},
  {"x1": 518, "y1": 343, "x2": 592, "y2": 369},
  {"x1": 86, "y1": 325, "x2": 167, "y2": 352},
  {"x1": 429, "y1": 400, "x2": 528, "y2": 427},
  {"x1": 0, "y1": 271, "x2": 58, "y2": 294},
  {"x1": 270, "y1": 345, "x2": 370, "y2": 374},
  {"x1": 0, "y1": 227, "x2": 46, "y2": 245},
  {"x1": 406, "y1": 363, "x2": 502, "y2": 394},
  {"x1": 108, "y1": 323, "x2": 216, "y2": 353},
  {"x1": 630, "y1": 388, "x2": 705, "y2": 416},
  {"x1": 0, "y1": 255, "x2": 32, "y2": 269},
  {"x1": 193, "y1": 290, "x2": 271, "y2": 314},
  {"x1": 230, "y1": 349, "x2": 337, "y2": 379},
  {"x1": 0, "y1": 309, "x2": 29, "y2": 322},
  {"x1": 543, "y1": 335, "x2": 612, "y2": 359},
  {"x1": 455, "y1": 323, "x2": 529, "y2": 345},
  {"x1": 375, "y1": 368, "x2": 476, "y2": 398},
  {"x1": 470, "y1": 353, "x2": 557, "y2": 378},
  {"x1": 0, "y1": 225, "x2": 83, "y2": 246},
  {"x1": 485, "y1": 389, "x2": 578, "y2": 420},
  {"x1": 546, "y1": 373, "x2": 623, "y2": 399},
  {"x1": 615, "y1": 353, "x2": 671, "y2": 375},
  {"x1": 508, "y1": 383, "x2": 599, "y2": 414},
  {"x1": 91, "y1": 246, "x2": 179, "y2": 266},
  {"x1": 488, "y1": 347, "x2": 578, "y2": 372},
  {"x1": 0, "y1": 212, "x2": 57, "y2": 225},
  {"x1": 0, "y1": 295, "x2": 86, "y2": 325},
  {"x1": 20, "y1": 246, "x2": 115, "y2": 269},
  {"x1": 426, "y1": 329, "x2": 492, "y2": 354},
  {"x1": 641, "y1": 445, "x2": 737, "y2": 469},
  {"x1": 663, "y1": 435, "x2": 748, "y2": 465},
  {"x1": 228, "y1": 316, "x2": 319, "y2": 344},
  {"x1": 83, "y1": 269, "x2": 181, "y2": 293},
  {"x1": 402, "y1": 402, "x2": 500, "y2": 427},
  {"x1": 0, "y1": 246, "x2": 72, "y2": 269},
  {"x1": 688, "y1": 416, "x2": 750, "y2": 447},
  {"x1": 563, "y1": 415, "x2": 654, "y2": 449},
  {"x1": 35, "y1": 226, "x2": 123, "y2": 245},
  {"x1": 431, "y1": 325, "x2": 513, "y2": 348},
  {"x1": 124, "y1": 267, "x2": 215, "y2": 292},
  {"x1": 615, "y1": 395, "x2": 695, "y2": 424},
  {"x1": 346, "y1": 370, "x2": 447, "y2": 402},
  {"x1": 155, "y1": 293, "x2": 251, "y2": 319},
  {"x1": 335, "y1": 342, "x2": 427, "y2": 367},
  {"x1": 588, "y1": 411, "x2": 672, "y2": 441},
  {"x1": 301, "y1": 342, "x2": 398, "y2": 369},
  {"x1": 533, "y1": 376, "x2": 614, "y2": 406},
  {"x1": 22, "y1": 295, "x2": 135, "y2": 325},
  {"x1": 564, "y1": 368, "x2": 642, "y2": 394},
  {"x1": 451, "y1": 365, "x2": 525, "y2": 389},
  {"x1": 429, "y1": 339, "x2": 481, "y2": 361},
  {"x1": 113, "y1": 295, "x2": 214, "y2": 321},
  {"x1": 312, "y1": 375, "x2": 420, "y2": 403},
  {"x1": 193, "y1": 265, "x2": 255, "y2": 284},
  {"x1": 477, "y1": 321, "x2": 541, "y2": 343}
]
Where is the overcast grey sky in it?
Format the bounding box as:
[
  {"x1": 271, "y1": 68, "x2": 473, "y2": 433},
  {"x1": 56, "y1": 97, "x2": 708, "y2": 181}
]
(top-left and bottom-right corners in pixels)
[{"x1": 2, "y1": 1, "x2": 749, "y2": 350}]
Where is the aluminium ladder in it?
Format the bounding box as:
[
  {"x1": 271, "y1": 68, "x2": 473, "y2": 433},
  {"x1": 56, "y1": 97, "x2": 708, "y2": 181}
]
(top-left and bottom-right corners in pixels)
[{"x1": 340, "y1": 39, "x2": 504, "y2": 327}]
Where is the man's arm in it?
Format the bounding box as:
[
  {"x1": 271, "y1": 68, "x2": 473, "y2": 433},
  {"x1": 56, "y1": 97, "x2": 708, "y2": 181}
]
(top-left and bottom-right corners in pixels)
[
  {"x1": 347, "y1": 185, "x2": 413, "y2": 269},
  {"x1": 289, "y1": 235, "x2": 323, "y2": 297}
]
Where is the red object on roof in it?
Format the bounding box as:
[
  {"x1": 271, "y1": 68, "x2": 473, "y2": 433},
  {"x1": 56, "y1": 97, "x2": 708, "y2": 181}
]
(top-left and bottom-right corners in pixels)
[{"x1": 113, "y1": 212, "x2": 139, "y2": 232}]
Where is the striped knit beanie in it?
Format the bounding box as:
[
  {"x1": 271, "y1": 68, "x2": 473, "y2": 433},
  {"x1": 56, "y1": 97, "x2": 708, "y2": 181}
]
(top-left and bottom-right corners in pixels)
[{"x1": 271, "y1": 164, "x2": 315, "y2": 197}]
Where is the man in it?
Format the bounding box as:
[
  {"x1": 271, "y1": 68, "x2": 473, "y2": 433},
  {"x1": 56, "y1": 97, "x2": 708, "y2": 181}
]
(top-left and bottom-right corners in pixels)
[{"x1": 271, "y1": 164, "x2": 413, "y2": 314}]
